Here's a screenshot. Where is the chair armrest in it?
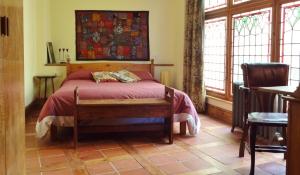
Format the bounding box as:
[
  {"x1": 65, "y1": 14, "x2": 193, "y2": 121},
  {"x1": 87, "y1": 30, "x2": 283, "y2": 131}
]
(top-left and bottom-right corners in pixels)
[{"x1": 239, "y1": 85, "x2": 250, "y2": 92}]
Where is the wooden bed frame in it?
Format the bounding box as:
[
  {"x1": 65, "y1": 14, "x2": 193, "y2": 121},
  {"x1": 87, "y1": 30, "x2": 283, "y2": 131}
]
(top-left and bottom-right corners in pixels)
[
  {"x1": 50, "y1": 60, "x2": 187, "y2": 144},
  {"x1": 67, "y1": 59, "x2": 155, "y2": 77},
  {"x1": 74, "y1": 86, "x2": 174, "y2": 147}
]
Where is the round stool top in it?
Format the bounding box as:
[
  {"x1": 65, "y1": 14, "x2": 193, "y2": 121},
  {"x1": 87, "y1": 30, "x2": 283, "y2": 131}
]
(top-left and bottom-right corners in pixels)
[{"x1": 35, "y1": 75, "x2": 56, "y2": 78}]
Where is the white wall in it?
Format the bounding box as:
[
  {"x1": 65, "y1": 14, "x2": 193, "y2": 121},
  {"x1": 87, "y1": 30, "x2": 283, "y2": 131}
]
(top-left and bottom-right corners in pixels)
[
  {"x1": 25, "y1": 0, "x2": 211, "y2": 108},
  {"x1": 44, "y1": 0, "x2": 185, "y2": 88},
  {"x1": 24, "y1": 0, "x2": 38, "y2": 106}
]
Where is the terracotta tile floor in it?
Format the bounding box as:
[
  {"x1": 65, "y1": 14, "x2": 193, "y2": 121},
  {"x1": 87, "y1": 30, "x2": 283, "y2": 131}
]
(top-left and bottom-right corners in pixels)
[{"x1": 26, "y1": 108, "x2": 286, "y2": 175}]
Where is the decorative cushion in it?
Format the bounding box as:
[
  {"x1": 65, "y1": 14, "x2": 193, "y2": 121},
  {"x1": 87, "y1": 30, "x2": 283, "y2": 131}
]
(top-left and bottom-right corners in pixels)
[
  {"x1": 92, "y1": 71, "x2": 118, "y2": 83},
  {"x1": 131, "y1": 71, "x2": 154, "y2": 80},
  {"x1": 67, "y1": 70, "x2": 93, "y2": 80},
  {"x1": 111, "y1": 70, "x2": 141, "y2": 83},
  {"x1": 248, "y1": 112, "x2": 288, "y2": 124}
]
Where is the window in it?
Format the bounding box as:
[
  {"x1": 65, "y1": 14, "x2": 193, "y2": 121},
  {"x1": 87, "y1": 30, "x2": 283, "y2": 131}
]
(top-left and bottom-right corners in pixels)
[
  {"x1": 204, "y1": 0, "x2": 300, "y2": 100},
  {"x1": 204, "y1": 18, "x2": 226, "y2": 92},
  {"x1": 232, "y1": 9, "x2": 272, "y2": 83},
  {"x1": 205, "y1": 0, "x2": 226, "y2": 12},
  {"x1": 280, "y1": 2, "x2": 300, "y2": 86}
]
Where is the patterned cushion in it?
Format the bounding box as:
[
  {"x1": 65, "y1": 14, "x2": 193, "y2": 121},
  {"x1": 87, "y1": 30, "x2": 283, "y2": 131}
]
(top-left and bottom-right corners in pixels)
[
  {"x1": 111, "y1": 70, "x2": 141, "y2": 83},
  {"x1": 92, "y1": 71, "x2": 118, "y2": 83}
]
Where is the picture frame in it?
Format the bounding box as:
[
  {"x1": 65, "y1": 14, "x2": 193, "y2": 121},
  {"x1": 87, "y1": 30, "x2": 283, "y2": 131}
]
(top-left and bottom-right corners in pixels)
[{"x1": 47, "y1": 42, "x2": 56, "y2": 64}]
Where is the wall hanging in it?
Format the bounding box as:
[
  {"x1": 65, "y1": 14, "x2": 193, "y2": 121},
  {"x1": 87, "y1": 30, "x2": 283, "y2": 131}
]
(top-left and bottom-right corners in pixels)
[{"x1": 75, "y1": 10, "x2": 150, "y2": 61}]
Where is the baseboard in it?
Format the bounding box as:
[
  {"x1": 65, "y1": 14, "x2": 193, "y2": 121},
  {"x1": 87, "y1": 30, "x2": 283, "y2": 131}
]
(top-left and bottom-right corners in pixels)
[
  {"x1": 25, "y1": 99, "x2": 39, "y2": 117},
  {"x1": 206, "y1": 103, "x2": 232, "y2": 124}
]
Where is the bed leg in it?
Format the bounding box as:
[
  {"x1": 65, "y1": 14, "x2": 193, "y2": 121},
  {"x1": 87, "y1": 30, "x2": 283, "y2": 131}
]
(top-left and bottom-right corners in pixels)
[
  {"x1": 73, "y1": 123, "x2": 78, "y2": 149},
  {"x1": 180, "y1": 121, "x2": 187, "y2": 135},
  {"x1": 50, "y1": 124, "x2": 57, "y2": 141},
  {"x1": 169, "y1": 117, "x2": 173, "y2": 144}
]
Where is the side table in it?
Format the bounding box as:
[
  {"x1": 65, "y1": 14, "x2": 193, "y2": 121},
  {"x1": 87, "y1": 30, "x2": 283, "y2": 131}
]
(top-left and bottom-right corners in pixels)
[{"x1": 35, "y1": 75, "x2": 56, "y2": 100}]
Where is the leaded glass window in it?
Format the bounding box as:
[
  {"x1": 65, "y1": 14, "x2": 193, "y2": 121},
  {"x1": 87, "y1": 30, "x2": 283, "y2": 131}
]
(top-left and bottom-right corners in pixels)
[
  {"x1": 205, "y1": 0, "x2": 226, "y2": 12},
  {"x1": 204, "y1": 18, "x2": 226, "y2": 92},
  {"x1": 232, "y1": 9, "x2": 272, "y2": 83},
  {"x1": 280, "y1": 2, "x2": 300, "y2": 86}
]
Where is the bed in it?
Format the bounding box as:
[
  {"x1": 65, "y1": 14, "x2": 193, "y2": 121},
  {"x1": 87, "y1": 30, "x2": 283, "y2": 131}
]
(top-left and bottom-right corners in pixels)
[{"x1": 36, "y1": 60, "x2": 200, "y2": 141}]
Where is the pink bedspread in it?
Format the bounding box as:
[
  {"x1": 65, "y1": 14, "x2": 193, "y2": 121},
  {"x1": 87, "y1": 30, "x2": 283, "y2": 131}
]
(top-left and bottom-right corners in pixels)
[
  {"x1": 39, "y1": 80, "x2": 197, "y2": 121},
  {"x1": 37, "y1": 79, "x2": 200, "y2": 136}
]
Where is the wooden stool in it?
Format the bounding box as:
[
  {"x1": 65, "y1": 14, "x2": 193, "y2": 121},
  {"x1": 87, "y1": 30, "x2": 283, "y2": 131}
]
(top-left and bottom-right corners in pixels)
[{"x1": 35, "y1": 75, "x2": 56, "y2": 100}]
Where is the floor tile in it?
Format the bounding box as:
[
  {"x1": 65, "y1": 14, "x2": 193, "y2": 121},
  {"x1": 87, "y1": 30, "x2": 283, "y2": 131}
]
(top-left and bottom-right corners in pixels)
[
  {"x1": 147, "y1": 153, "x2": 177, "y2": 166},
  {"x1": 86, "y1": 162, "x2": 115, "y2": 175},
  {"x1": 119, "y1": 168, "x2": 151, "y2": 175},
  {"x1": 77, "y1": 150, "x2": 104, "y2": 161},
  {"x1": 40, "y1": 155, "x2": 69, "y2": 170},
  {"x1": 159, "y1": 162, "x2": 190, "y2": 175},
  {"x1": 182, "y1": 158, "x2": 213, "y2": 171},
  {"x1": 235, "y1": 166, "x2": 271, "y2": 175},
  {"x1": 41, "y1": 168, "x2": 73, "y2": 175},
  {"x1": 102, "y1": 148, "x2": 129, "y2": 158},
  {"x1": 169, "y1": 151, "x2": 198, "y2": 161},
  {"x1": 112, "y1": 158, "x2": 142, "y2": 172},
  {"x1": 39, "y1": 149, "x2": 65, "y2": 158},
  {"x1": 257, "y1": 162, "x2": 286, "y2": 174}
]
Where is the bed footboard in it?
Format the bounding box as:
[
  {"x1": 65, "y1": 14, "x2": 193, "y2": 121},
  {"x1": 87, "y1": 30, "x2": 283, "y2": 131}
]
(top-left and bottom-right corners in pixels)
[{"x1": 73, "y1": 86, "x2": 174, "y2": 148}]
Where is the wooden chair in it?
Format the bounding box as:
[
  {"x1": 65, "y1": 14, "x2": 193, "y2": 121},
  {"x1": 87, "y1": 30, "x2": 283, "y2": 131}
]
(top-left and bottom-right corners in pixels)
[{"x1": 238, "y1": 63, "x2": 289, "y2": 175}]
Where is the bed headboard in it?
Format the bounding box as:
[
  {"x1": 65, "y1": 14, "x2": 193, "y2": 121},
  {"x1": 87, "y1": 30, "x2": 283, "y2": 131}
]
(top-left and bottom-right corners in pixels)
[{"x1": 67, "y1": 59, "x2": 154, "y2": 76}]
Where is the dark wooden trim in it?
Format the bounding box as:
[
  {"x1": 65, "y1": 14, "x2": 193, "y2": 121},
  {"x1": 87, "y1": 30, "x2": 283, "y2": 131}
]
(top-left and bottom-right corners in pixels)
[
  {"x1": 25, "y1": 99, "x2": 39, "y2": 117},
  {"x1": 154, "y1": 64, "x2": 174, "y2": 66},
  {"x1": 206, "y1": 103, "x2": 232, "y2": 124}
]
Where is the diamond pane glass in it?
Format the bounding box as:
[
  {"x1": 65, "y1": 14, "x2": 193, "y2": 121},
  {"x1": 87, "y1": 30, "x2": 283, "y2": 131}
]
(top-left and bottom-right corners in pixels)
[
  {"x1": 204, "y1": 18, "x2": 226, "y2": 92},
  {"x1": 232, "y1": 8, "x2": 272, "y2": 83},
  {"x1": 205, "y1": 0, "x2": 226, "y2": 11},
  {"x1": 280, "y1": 2, "x2": 300, "y2": 86}
]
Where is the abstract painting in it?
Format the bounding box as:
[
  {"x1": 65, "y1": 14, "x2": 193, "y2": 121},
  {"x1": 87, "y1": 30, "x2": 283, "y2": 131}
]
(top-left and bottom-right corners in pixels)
[{"x1": 75, "y1": 10, "x2": 150, "y2": 61}]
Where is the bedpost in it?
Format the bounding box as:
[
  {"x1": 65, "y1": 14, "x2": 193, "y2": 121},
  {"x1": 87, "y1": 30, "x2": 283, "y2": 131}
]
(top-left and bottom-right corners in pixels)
[
  {"x1": 73, "y1": 87, "x2": 79, "y2": 148},
  {"x1": 150, "y1": 59, "x2": 154, "y2": 77},
  {"x1": 165, "y1": 86, "x2": 174, "y2": 144},
  {"x1": 164, "y1": 86, "x2": 174, "y2": 104},
  {"x1": 165, "y1": 86, "x2": 186, "y2": 135},
  {"x1": 74, "y1": 87, "x2": 79, "y2": 105},
  {"x1": 66, "y1": 62, "x2": 71, "y2": 77}
]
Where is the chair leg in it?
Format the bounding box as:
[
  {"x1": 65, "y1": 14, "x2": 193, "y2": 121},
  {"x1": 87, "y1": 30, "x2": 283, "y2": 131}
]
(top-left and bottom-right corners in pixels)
[
  {"x1": 239, "y1": 122, "x2": 249, "y2": 157},
  {"x1": 73, "y1": 117, "x2": 78, "y2": 148},
  {"x1": 282, "y1": 126, "x2": 287, "y2": 159},
  {"x1": 250, "y1": 124, "x2": 257, "y2": 175}
]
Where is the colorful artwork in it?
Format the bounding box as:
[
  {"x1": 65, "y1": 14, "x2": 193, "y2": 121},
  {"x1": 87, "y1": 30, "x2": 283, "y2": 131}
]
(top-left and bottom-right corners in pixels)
[{"x1": 75, "y1": 10, "x2": 150, "y2": 61}]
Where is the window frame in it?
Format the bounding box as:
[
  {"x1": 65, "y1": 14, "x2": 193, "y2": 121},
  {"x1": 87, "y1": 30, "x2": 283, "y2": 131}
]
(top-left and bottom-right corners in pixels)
[{"x1": 204, "y1": 0, "x2": 300, "y2": 101}]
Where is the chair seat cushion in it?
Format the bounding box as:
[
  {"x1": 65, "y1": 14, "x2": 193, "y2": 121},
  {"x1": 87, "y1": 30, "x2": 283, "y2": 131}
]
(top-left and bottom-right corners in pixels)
[{"x1": 248, "y1": 112, "x2": 288, "y2": 125}]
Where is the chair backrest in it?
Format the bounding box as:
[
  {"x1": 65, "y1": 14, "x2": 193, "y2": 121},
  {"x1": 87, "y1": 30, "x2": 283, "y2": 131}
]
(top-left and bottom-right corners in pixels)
[
  {"x1": 241, "y1": 63, "x2": 289, "y2": 112},
  {"x1": 241, "y1": 63, "x2": 289, "y2": 88}
]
